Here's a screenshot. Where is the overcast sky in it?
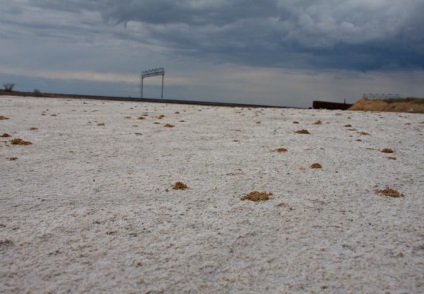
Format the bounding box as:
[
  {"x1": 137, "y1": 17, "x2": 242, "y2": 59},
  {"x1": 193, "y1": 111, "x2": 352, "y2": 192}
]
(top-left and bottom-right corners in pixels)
[{"x1": 1, "y1": 0, "x2": 423, "y2": 107}]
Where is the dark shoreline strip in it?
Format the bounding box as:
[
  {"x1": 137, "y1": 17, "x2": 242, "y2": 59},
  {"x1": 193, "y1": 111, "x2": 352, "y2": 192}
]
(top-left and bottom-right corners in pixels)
[{"x1": 0, "y1": 90, "x2": 295, "y2": 109}]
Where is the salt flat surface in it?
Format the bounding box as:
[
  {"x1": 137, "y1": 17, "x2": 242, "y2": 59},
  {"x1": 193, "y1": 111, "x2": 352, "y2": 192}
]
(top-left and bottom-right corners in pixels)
[{"x1": 1, "y1": 96, "x2": 424, "y2": 293}]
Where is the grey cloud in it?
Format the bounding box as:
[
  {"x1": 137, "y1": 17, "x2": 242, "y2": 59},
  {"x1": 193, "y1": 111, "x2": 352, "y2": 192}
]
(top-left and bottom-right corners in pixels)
[
  {"x1": 31, "y1": 0, "x2": 108, "y2": 13},
  {"x1": 18, "y1": 0, "x2": 424, "y2": 71},
  {"x1": 99, "y1": 0, "x2": 279, "y2": 26}
]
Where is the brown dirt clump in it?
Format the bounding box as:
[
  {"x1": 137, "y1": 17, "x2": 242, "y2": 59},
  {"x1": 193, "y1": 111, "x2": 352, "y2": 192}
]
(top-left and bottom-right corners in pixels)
[
  {"x1": 172, "y1": 181, "x2": 188, "y2": 190},
  {"x1": 275, "y1": 147, "x2": 288, "y2": 153},
  {"x1": 359, "y1": 132, "x2": 370, "y2": 136},
  {"x1": 310, "y1": 163, "x2": 322, "y2": 169},
  {"x1": 0, "y1": 115, "x2": 9, "y2": 120},
  {"x1": 0, "y1": 238, "x2": 14, "y2": 246},
  {"x1": 293, "y1": 121, "x2": 299, "y2": 124},
  {"x1": 387, "y1": 157, "x2": 397, "y2": 160},
  {"x1": 157, "y1": 115, "x2": 165, "y2": 119},
  {"x1": 381, "y1": 148, "x2": 394, "y2": 153},
  {"x1": 375, "y1": 188, "x2": 403, "y2": 198},
  {"x1": 164, "y1": 124, "x2": 175, "y2": 128},
  {"x1": 10, "y1": 138, "x2": 32, "y2": 145},
  {"x1": 1, "y1": 133, "x2": 11, "y2": 138},
  {"x1": 240, "y1": 191, "x2": 272, "y2": 202},
  {"x1": 314, "y1": 120, "x2": 322, "y2": 125},
  {"x1": 344, "y1": 124, "x2": 352, "y2": 127},
  {"x1": 296, "y1": 129, "x2": 310, "y2": 134},
  {"x1": 7, "y1": 157, "x2": 18, "y2": 161},
  {"x1": 137, "y1": 116, "x2": 145, "y2": 120},
  {"x1": 349, "y1": 98, "x2": 424, "y2": 113},
  {"x1": 29, "y1": 127, "x2": 38, "y2": 131}
]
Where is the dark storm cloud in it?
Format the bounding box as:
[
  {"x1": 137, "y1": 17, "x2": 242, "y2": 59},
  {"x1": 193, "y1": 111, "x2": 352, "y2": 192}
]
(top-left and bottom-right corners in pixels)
[
  {"x1": 19, "y1": 0, "x2": 424, "y2": 71},
  {"x1": 31, "y1": 0, "x2": 109, "y2": 13},
  {"x1": 101, "y1": 0, "x2": 278, "y2": 26}
]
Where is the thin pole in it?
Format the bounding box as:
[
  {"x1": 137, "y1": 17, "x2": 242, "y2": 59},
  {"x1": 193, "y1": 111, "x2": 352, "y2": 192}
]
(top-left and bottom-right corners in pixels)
[
  {"x1": 141, "y1": 76, "x2": 144, "y2": 98},
  {"x1": 161, "y1": 74, "x2": 164, "y2": 100}
]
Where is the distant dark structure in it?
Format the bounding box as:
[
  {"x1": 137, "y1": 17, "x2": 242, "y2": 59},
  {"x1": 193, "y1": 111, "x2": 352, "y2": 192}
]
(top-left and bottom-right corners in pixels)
[{"x1": 313, "y1": 100, "x2": 353, "y2": 110}]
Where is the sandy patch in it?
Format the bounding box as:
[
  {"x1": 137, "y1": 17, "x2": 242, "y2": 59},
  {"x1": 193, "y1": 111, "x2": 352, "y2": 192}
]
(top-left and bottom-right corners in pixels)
[
  {"x1": 1, "y1": 96, "x2": 424, "y2": 293},
  {"x1": 349, "y1": 98, "x2": 424, "y2": 113}
]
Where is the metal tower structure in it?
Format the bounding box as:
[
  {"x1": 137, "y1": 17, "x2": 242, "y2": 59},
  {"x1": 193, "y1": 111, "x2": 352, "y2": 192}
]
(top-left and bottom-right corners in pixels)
[{"x1": 141, "y1": 68, "x2": 165, "y2": 100}]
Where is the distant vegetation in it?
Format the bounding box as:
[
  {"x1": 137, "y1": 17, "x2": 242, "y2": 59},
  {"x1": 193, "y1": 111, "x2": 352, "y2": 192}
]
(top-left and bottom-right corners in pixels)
[
  {"x1": 3, "y1": 83, "x2": 15, "y2": 92},
  {"x1": 33, "y1": 89, "x2": 42, "y2": 96}
]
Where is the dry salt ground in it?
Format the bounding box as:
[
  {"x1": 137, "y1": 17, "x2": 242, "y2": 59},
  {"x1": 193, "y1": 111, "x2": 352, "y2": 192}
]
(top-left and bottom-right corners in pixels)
[{"x1": 1, "y1": 96, "x2": 424, "y2": 293}]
